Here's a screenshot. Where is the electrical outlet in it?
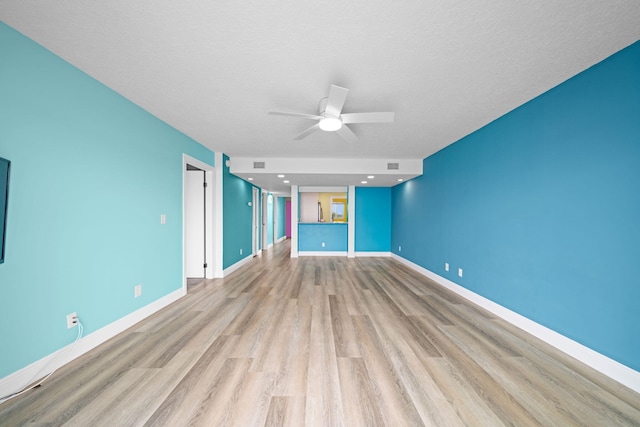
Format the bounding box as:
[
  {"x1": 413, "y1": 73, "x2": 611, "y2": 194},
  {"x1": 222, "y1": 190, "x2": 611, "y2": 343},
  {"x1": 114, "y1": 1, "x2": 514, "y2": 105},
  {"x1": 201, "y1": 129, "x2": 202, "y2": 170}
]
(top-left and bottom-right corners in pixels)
[
  {"x1": 399, "y1": 245, "x2": 402, "y2": 252},
  {"x1": 321, "y1": 242, "x2": 325, "y2": 247},
  {"x1": 240, "y1": 248, "x2": 243, "y2": 255},
  {"x1": 67, "y1": 312, "x2": 78, "y2": 329},
  {"x1": 135, "y1": 285, "x2": 142, "y2": 298},
  {"x1": 160, "y1": 214, "x2": 166, "y2": 224},
  {"x1": 445, "y1": 263, "x2": 449, "y2": 271},
  {"x1": 458, "y1": 268, "x2": 463, "y2": 277}
]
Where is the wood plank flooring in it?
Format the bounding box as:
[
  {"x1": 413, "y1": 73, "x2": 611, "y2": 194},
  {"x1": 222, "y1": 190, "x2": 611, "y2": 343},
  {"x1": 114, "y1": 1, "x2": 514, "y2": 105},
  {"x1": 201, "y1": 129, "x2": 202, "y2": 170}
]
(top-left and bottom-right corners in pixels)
[{"x1": 1, "y1": 240, "x2": 639, "y2": 426}]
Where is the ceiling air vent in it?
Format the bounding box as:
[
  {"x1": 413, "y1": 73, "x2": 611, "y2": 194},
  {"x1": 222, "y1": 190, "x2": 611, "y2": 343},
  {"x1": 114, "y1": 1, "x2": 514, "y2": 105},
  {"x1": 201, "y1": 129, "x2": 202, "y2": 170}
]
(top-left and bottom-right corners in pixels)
[
  {"x1": 387, "y1": 162, "x2": 399, "y2": 170},
  {"x1": 253, "y1": 161, "x2": 266, "y2": 169}
]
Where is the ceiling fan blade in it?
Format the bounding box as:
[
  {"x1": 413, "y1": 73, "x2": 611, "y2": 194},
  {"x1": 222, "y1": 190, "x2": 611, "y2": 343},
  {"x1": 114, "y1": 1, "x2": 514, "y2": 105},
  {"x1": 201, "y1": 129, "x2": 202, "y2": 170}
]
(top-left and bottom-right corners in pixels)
[
  {"x1": 340, "y1": 112, "x2": 395, "y2": 124},
  {"x1": 336, "y1": 124, "x2": 358, "y2": 143},
  {"x1": 269, "y1": 111, "x2": 323, "y2": 120},
  {"x1": 324, "y1": 85, "x2": 349, "y2": 117},
  {"x1": 293, "y1": 123, "x2": 320, "y2": 140}
]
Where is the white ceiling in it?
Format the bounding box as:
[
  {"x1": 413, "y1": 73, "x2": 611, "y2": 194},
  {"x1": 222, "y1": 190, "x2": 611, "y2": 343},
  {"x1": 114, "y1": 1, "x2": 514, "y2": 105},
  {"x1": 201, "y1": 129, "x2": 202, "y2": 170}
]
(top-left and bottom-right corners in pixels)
[{"x1": 2, "y1": 1, "x2": 639, "y2": 194}]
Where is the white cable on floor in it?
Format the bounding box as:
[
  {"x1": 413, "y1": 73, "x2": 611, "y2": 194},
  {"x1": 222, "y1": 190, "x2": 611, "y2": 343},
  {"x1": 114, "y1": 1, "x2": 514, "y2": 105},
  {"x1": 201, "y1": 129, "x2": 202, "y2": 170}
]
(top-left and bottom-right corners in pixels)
[{"x1": 0, "y1": 319, "x2": 84, "y2": 404}]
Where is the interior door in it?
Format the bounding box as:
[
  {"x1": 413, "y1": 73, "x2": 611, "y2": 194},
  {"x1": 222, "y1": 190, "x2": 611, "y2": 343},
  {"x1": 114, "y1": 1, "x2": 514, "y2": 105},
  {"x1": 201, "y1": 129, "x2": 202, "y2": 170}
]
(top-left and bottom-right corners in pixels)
[{"x1": 185, "y1": 167, "x2": 205, "y2": 278}]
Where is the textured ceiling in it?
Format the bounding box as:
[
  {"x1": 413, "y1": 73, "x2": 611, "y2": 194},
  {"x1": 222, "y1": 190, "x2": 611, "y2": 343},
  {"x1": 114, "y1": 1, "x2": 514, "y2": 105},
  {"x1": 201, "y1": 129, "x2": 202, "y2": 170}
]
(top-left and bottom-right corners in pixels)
[{"x1": 1, "y1": 1, "x2": 639, "y2": 192}]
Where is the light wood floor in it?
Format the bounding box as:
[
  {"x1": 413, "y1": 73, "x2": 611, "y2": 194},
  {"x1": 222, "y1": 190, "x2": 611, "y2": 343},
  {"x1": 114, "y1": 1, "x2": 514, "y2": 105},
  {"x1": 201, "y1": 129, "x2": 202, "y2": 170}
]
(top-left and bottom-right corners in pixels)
[{"x1": 2, "y1": 240, "x2": 639, "y2": 426}]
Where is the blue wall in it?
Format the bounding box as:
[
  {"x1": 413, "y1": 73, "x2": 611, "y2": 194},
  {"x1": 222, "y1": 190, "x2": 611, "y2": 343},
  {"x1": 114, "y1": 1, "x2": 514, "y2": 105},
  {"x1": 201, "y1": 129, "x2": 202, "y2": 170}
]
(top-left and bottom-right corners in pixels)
[
  {"x1": 222, "y1": 154, "x2": 259, "y2": 268},
  {"x1": 0, "y1": 23, "x2": 214, "y2": 378},
  {"x1": 392, "y1": 41, "x2": 640, "y2": 371},
  {"x1": 298, "y1": 224, "x2": 348, "y2": 251},
  {"x1": 355, "y1": 187, "x2": 391, "y2": 252}
]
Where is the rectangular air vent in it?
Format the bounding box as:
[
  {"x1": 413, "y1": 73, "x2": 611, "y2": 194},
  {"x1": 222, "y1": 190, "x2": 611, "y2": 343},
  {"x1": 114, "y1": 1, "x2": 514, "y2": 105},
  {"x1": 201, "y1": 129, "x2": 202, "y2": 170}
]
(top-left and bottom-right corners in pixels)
[
  {"x1": 253, "y1": 161, "x2": 266, "y2": 169},
  {"x1": 387, "y1": 162, "x2": 399, "y2": 170}
]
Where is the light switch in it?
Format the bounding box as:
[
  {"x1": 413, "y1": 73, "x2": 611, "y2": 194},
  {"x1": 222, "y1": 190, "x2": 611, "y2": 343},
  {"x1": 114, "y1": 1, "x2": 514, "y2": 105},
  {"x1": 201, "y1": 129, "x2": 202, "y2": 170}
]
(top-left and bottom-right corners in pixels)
[{"x1": 160, "y1": 214, "x2": 166, "y2": 224}]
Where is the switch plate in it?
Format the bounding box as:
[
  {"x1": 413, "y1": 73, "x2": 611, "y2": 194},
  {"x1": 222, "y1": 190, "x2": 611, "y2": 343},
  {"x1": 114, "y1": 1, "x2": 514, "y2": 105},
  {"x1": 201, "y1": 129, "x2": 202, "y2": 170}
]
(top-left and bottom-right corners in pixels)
[
  {"x1": 135, "y1": 285, "x2": 142, "y2": 298},
  {"x1": 160, "y1": 214, "x2": 166, "y2": 224}
]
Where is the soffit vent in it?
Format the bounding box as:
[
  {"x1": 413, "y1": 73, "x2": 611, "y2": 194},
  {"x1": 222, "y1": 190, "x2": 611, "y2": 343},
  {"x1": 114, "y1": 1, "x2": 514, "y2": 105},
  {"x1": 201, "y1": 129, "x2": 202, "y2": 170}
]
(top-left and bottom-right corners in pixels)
[
  {"x1": 387, "y1": 162, "x2": 399, "y2": 170},
  {"x1": 253, "y1": 161, "x2": 266, "y2": 169}
]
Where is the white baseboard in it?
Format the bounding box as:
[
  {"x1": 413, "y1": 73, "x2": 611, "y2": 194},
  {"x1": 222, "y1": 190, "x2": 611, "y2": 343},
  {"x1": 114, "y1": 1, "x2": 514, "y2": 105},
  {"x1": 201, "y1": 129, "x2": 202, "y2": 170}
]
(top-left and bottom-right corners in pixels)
[
  {"x1": 391, "y1": 254, "x2": 640, "y2": 394},
  {"x1": 275, "y1": 236, "x2": 287, "y2": 244},
  {"x1": 223, "y1": 254, "x2": 255, "y2": 276},
  {"x1": 355, "y1": 251, "x2": 392, "y2": 257},
  {"x1": 298, "y1": 251, "x2": 348, "y2": 257},
  {"x1": 0, "y1": 288, "x2": 185, "y2": 401}
]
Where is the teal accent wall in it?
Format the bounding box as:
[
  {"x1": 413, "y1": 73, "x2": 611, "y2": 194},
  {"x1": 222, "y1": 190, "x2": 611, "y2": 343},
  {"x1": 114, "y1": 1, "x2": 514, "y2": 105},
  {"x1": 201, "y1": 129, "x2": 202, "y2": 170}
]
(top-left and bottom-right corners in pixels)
[
  {"x1": 355, "y1": 187, "x2": 391, "y2": 252},
  {"x1": 298, "y1": 223, "x2": 348, "y2": 251},
  {"x1": 391, "y1": 41, "x2": 640, "y2": 371},
  {"x1": 0, "y1": 22, "x2": 214, "y2": 379},
  {"x1": 222, "y1": 154, "x2": 258, "y2": 268}
]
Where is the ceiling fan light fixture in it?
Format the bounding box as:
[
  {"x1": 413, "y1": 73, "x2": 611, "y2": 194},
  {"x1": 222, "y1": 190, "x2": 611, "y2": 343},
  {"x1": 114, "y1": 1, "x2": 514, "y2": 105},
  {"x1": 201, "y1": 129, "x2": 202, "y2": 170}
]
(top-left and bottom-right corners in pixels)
[{"x1": 319, "y1": 117, "x2": 342, "y2": 132}]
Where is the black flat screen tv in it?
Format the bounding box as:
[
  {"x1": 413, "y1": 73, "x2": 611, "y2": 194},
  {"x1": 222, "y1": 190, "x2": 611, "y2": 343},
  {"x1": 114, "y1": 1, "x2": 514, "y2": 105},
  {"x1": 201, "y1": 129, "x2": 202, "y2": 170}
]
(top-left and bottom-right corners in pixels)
[{"x1": 0, "y1": 157, "x2": 9, "y2": 264}]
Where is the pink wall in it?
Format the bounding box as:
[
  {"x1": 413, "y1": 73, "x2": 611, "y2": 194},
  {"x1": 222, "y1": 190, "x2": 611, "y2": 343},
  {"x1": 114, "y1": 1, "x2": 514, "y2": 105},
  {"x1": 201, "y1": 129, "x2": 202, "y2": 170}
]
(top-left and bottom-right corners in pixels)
[{"x1": 285, "y1": 200, "x2": 291, "y2": 238}]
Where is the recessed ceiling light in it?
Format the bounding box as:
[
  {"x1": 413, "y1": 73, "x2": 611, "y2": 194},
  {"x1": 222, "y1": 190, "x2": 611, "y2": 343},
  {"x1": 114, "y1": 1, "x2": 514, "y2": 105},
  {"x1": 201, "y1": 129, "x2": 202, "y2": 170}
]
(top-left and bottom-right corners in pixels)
[
  {"x1": 277, "y1": 174, "x2": 285, "y2": 178},
  {"x1": 397, "y1": 178, "x2": 404, "y2": 182},
  {"x1": 283, "y1": 180, "x2": 290, "y2": 183},
  {"x1": 248, "y1": 177, "x2": 253, "y2": 181},
  {"x1": 367, "y1": 175, "x2": 374, "y2": 179},
  {"x1": 361, "y1": 181, "x2": 368, "y2": 184}
]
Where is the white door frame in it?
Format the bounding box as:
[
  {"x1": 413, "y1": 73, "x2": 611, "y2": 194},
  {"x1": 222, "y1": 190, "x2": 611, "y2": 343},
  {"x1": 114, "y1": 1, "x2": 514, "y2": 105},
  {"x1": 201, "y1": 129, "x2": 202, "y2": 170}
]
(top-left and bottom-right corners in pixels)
[
  {"x1": 272, "y1": 195, "x2": 278, "y2": 244},
  {"x1": 262, "y1": 192, "x2": 268, "y2": 251},
  {"x1": 252, "y1": 187, "x2": 259, "y2": 256}
]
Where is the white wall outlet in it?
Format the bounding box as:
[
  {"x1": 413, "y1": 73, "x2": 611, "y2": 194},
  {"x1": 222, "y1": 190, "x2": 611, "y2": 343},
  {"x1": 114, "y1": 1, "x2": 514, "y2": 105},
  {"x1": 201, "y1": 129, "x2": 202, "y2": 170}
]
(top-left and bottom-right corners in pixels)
[
  {"x1": 445, "y1": 263, "x2": 449, "y2": 271},
  {"x1": 399, "y1": 245, "x2": 402, "y2": 252},
  {"x1": 321, "y1": 242, "x2": 325, "y2": 247},
  {"x1": 66, "y1": 312, "x2": 78, "y2": 329},
  {"x1": 458, "y1": 268, "x2": 463, "y2": 277},
  {"x1": 160, "y1": 214, "x2": 166, "y2": 224},
  {"x1": 135, "y1": 285, "x2": 142, "y2": 298},
  {"x1": 240, "y1": 248, "x2": 243, "y2": 255}
]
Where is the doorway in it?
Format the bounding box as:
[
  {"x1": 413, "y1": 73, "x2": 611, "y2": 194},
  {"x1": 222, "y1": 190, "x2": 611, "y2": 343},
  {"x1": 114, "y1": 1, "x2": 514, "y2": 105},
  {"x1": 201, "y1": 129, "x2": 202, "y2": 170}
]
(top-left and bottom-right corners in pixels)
[
  {"x1": 285, "y1": 199, "x2": 291, "y2": 238},
  {"x1": 183, "y1": 154, "x2": 216, "y2": 292},
  {"x1": 185, "y1": 165, "x2": 206, "y2": 280},
  {"x1": 252, "y1": 187, "x2": 259, "y2": 257},
  {"x1": 262, "y1": 192, "x2": 268, "y2": 251}
]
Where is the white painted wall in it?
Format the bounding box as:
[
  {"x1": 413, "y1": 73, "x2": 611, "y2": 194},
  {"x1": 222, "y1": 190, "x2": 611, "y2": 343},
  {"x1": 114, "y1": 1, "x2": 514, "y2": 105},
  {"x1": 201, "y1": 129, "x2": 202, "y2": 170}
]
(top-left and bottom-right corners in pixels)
[
  {"x1": 291, "y1": 186, "x2": 299, "y2": 257},
  {"x1": 300, "y1": 192, "x2": 319, "y2": 223}
]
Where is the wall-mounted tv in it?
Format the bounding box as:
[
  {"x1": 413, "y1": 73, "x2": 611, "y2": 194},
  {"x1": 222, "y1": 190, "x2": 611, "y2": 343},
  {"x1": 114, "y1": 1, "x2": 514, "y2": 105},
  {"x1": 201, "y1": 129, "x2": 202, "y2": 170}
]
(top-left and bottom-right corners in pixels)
[{"x1": 0, "y1": 157, "x2": 9, "y2": 264}]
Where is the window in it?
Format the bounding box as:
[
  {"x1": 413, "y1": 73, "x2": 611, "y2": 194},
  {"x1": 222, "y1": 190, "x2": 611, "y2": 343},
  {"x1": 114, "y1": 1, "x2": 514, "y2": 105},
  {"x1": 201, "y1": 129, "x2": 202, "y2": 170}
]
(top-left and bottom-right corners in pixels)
[{"x1": 330, "y1": 197, "x2": 347, "y2": 222}]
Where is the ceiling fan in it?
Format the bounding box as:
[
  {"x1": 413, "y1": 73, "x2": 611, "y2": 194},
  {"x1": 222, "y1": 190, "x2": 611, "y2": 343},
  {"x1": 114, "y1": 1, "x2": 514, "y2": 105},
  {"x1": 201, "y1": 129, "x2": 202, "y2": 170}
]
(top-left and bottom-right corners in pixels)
[{"x1": 268, "y1": 84, "x2": 394, "y2": 143}]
